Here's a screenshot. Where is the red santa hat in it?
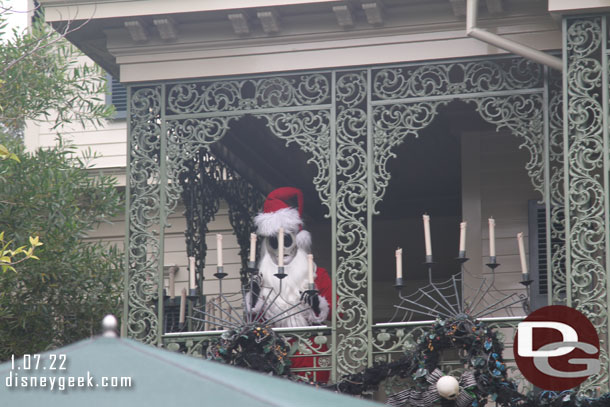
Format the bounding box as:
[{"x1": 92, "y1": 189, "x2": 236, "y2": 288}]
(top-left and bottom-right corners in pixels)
[{"x1": 254, "y1": 187, "x2": 312, "y2": 251}]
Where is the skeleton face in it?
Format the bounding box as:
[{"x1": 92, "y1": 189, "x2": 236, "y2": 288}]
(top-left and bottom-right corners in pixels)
[{"x1": 265, "y1": 232, "x2": 298, "y2": 265}]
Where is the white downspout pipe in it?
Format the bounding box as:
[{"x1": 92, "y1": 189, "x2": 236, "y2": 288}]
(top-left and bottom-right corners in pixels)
[{"x1": 466, "y1": 0, "x2": 562, "y2": 72}]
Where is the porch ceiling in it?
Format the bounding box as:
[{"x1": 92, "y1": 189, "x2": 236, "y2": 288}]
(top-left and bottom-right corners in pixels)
[{"x1": 39, "y1": 0, "x2": 557, "y2": 79}]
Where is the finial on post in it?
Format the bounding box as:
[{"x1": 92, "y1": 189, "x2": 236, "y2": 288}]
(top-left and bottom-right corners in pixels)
[{"x1": 102, "y1": 314, "x2": 119, "y2": 338}]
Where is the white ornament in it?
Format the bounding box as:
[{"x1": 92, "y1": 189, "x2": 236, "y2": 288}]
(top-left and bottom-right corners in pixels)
[
  {"x1": 102, "y1": 314, "x2": 118, "y2": 338},
  {"x1": 436, "y1": 375, "x2": 460, "y2": 400}
]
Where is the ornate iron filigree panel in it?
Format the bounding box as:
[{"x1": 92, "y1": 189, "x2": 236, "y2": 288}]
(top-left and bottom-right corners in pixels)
[
  {"x1": 371, "y1": 61, "x2": 547, "y2": 204},
  {"x1": 372, "y1": 100, "x2": 450, "y2": 210},
  {"x1": 166, "y1": 116, "x2": 237, "y2": 208},
  {"x1": 334, "y1": 71, "x2": 370, "y2": 377},
  {"x1": 253, "y1": 111, "x2": 332, "y2": 214},
  {"x1": 548, "y1": 71, "x2": 566, "y2": 305},
  {"x1": 372, "y1": 93, "x2": 545, "y2": 205},
  {"x1": 125, "y1": 55, "x2": 561, "y2": 382},
  {"x1": 166, "y1": 74, "x2": 331, "y2": 114},
  {"x1": 372, "y1": 59, "x2": 543, "y2": 100},
  {"x1": 563, "y1": 15, "x2": 609, "y2": 392},
  {"x1": 125, "y1": 86, "x2": 162, "y2": 343},
  {"x1": 467, "y1": 94, "x2": 545, "y2": 194}
]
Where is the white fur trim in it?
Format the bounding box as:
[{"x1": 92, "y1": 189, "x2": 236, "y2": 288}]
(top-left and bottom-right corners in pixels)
[
  {"x1": 296, "y1": 230, "x2": 311, "y2": 251},
  {"x1": 254, "y1": 207, "x2": 302, "y2": 236},
  {"x1": 308, "y1": 294, "x2": 329, "y2": 324},
  {"x1": 257, "y1": 247, "x2": 312, "y2": 327}
]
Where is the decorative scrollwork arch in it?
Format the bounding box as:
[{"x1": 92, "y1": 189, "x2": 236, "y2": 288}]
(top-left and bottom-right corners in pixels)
[{"x1": 126, "y1": 56, "x2": 558, "y2": 384}]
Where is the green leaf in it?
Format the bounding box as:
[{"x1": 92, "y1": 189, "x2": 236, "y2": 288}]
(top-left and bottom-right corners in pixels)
[
  {"x1": 12, "y1": 246, "x2": 26, "y2": 255},
  {"x1": 0, "y1": 136, "x2": 123, "y2": 358},
  {"x1": 29, "y1": 235, "x2": 42, "y2": 247}
]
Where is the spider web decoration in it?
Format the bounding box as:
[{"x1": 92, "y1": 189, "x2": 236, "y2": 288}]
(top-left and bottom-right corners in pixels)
[
  {"x1": 461, "y1": 265, "x2": 529, "y2": 317},
  {"x1": 179, "y1": 266, "x2": 324, "y2": 377},
  {"x1": 187, "y1": 266, "x2": 319, "y2": 331},
  {"x1": 391, "y1": 261, "x2": 528, "y2": 322}
]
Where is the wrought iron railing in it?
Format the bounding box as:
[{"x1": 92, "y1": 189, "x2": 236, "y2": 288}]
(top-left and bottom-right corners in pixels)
[
  {"x1": 372, "y1": 316, "x2": 529, "y2": 396},
  {"x1": 162, "y1": 315, "x2": 527, "y2": 393},
  {"x1": 163, "y1": 325, "x2": 332, "y2": 382}
]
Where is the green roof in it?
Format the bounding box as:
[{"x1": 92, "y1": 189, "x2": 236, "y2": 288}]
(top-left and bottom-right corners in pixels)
[{"x1": 0, "y1": 335, "x2": 381, "y2": 406}]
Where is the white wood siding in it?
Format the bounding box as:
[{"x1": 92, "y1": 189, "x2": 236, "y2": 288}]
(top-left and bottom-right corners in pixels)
[
  {"x1": 85, "y1": 200, "x2": 242, "y2": 298},
  {"x1": 462, "y1": 130, "x2": 538, "y2": 317},
  {"x1": 24, "y1": 118, "x2": 127, "y2": 172},
  {"x1": 22, "y1": 51, "x2": 128, "y2": 173}
]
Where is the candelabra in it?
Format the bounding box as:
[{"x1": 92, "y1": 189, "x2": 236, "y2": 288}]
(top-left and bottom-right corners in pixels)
[
  {"x1": 162, "y1": 287, "x2": 205, "y2": 333},
  {"x1": 181, "y1": 262, "x2": 320, "y2": 331},
  {"x1": 392, "y1": 254, "x2": 530, "y2": 322}
]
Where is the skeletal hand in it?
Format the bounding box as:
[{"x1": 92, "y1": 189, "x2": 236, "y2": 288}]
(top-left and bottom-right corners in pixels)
[{"x1": 300, "y1": 290, "x2": 320, "y2": 315}]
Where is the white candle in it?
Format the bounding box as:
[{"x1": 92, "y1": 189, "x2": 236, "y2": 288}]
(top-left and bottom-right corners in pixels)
[
  {"x1": 249, "y1": 233, "x2": 257, "y2": 263},
  {"x1": 179, "y1": 288, "x2": 186, "y2": 324},
  {"x1": 216, "y1": 234, "x2": 223, "y2": 267},
  {"x1": 488, "y1": 218, "x2": 496, "y2": 258},
  {"x1": 459, "y1": 222, "x2": 467, "y2": 253},
  {"x1": 189, "y1": 256, "x2": 196, "y2": 290},
  {"x1": 169, "y1": 266, "x2": 176, "y2": 299},
  {"x1": 395, "y1": 248, "x2": 403, "y2": 279},
  {"x1": 278, "y1": 227, "x2": 284, "y2": 267},
  {"x1": 517, "y1": 232, "x2": 528, "y2": 274},
  {"x1": 307, "y1": 254, "x2": 314, "y2": 284},
  {"x1": 423, "y1": 214, "x2": 432, "y2": 257}
]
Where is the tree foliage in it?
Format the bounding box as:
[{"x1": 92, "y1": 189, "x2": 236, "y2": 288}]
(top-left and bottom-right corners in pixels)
[
  {"x1": 0, "y1": 144, "x2": 44, "y2": 272},
  {"x1": 0, "y1": 3, "x2": 122, "y2": 358},
  {"x1": 0, "y1": 140, "x2": 123, "y2": 359},
  {"x1": 0, "y1": 2, "x2": 113, "y2": 134}
]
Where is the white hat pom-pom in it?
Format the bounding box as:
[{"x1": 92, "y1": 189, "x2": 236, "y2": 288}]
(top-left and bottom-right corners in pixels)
[{"x1": 296, "y1": 230, "x2": 312, "y2": 252}]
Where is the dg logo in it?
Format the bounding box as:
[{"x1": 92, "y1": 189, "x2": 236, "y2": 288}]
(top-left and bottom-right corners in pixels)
[{"x1": 513, "y1": 305, "x2": 600, "y2": 390}]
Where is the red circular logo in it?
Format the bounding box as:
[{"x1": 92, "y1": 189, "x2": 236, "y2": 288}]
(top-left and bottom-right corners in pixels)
[{"x1": 513, "y1": 305, "x2": 600, "y2": 390}]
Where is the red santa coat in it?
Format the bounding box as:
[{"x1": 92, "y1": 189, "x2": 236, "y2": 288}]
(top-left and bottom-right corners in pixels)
[
  {"x1": 289, "y1": 266, "x2": 332, "y2": 383},
  {"x1": 248, "y1": 254, "x2": 334, "y2": 382}
]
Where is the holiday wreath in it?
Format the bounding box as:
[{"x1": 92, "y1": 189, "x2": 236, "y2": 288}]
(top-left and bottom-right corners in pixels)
[
  {"x1": 324, "y1": 315, "x2": 610, "y2": 407},
  {"x1": 201, "y1": 313, "x2": 610, "y2": 406},
  {"x1": 206, "y1": 323, "x2": 292, "y2": 376}
]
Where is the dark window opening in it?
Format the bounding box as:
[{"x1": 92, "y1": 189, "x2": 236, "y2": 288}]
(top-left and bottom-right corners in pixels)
[
  {"x1": 528, "y1": 200, "x2": 563, "y2": 310},
  {"x1": 106, "y1": 75, "x2": 127, "y2": 119}
]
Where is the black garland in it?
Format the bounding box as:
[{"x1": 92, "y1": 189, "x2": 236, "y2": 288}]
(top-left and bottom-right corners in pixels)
[
  {"x1": 324, "y1": 316, "x2": 610, "y2": 407},
  {"x1": 201, "y1": 316, "x2": 610, "y2": 406},
  {"x1": 206, "y1": 323, "x2": 292, "y2": 376}
]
